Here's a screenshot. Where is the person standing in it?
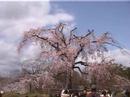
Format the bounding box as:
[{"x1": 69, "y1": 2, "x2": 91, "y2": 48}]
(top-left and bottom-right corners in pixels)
[
  {"x1": 61, "y1": 89, "x2": 70, "y2": 97},
  {"x1": 0, "y1": 91, "x2": 4, "y2": 97},
  {"x1": 124, "y1": 89, "x2": 130, "y2": 97},
  {"x1": 79, "y1": 88, "x2": 87, "y2": 97},
  {"x1": 100, "y1": 90, "x2": 109, "y2": 97},
  {"x1": 87, "y1": 85, "x2": 100, "y2": 97}
]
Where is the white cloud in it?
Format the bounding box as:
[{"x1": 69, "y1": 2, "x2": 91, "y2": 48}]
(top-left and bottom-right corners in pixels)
[
  {"x1": 0, "y1": 2, "x2": 50, "y2": 20},
  {"x1": 0, "y1": 41, "x2": 21, "y2": 77},
  {"x1": 109, "y1": 49, "x2": 130, "y2": 67},
  {"x1": 0, "y1": 1, "x2": 75, "y2": 76},
  {"x1": 0, "y1": 2, "x2": 74, "y2": 42}
]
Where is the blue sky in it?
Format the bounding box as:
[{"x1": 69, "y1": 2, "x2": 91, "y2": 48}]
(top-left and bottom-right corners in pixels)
[{"x1": 53, "y1": 1, "x2": 130, "y2": 49}]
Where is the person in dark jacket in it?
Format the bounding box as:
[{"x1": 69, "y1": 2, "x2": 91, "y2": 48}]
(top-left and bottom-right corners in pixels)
[
  {"x1": 87, "y1": 85, "x2": 100, "y2": 97},
  {"x1": 124, "y1": 89, "x2": 130, "y2": 97}
]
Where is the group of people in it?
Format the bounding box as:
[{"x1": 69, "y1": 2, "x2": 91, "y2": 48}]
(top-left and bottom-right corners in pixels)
[
  {"x1": 0, "y1": 87, "x2": 129, "y2": 97},
  {"x1": 61, "y1": 86, "x2": 110, "y2": 97},
  {"x1": 60, "y1": 85, "x2": 130, "y2": 97}
]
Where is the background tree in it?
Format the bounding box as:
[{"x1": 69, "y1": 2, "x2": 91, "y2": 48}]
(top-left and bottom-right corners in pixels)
[
  {"x1": 19, "y1": 23, "x2": 122, "y2": 89},
  {"x1": 115, "y1": 64, "x2": 130, "y2": 80}
]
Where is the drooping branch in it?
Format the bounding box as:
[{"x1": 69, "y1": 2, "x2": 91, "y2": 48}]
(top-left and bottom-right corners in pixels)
[{"x1": 104, "y1": 42, "x2": 123, "y2": 49}]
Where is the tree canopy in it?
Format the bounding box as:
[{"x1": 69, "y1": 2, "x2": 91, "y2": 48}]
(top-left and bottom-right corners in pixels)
[{"x1": 18, "y1": 23, "x2": 124, "y2": 89}]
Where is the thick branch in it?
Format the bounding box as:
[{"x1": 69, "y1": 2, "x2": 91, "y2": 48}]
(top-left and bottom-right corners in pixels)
[
  {"x1": 74, "y1": 45, "x2": 84, "y2": 60},
  {"x1": 55, "y1": 23, "x2": 67, "y2": 47},
  {"x1": 81, "y1": 31, "x2": 93, "y2": 39},
  {"x1": 75, "y1": 61, "x2": 88, "y2": 66},
  {"x1": 32, "y1": 34, "x2": 60, "y2": 51},
  {"x1": 73, "y1": 66, "x2": 88, "y2": 74},
  {"x1": 68, "y1": 27, "x2": 77, "y2": 45}
]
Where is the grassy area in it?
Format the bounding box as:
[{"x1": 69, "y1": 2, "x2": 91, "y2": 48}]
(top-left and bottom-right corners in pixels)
[{"x1": 3, "y1": 92, "x2": 49, "y2": 97}]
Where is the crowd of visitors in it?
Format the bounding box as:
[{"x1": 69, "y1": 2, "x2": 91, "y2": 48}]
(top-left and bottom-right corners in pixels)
[
  {"x1": 0, "y1": 85, "x2": 129, "y2": 97},
  {"x1": 60, "y1": 85, "x2": 130, "y2": 97}
]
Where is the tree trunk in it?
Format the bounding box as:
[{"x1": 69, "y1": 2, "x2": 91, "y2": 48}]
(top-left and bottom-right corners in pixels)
[{"x1": 66, "y1": 69, "x2": 73, "y2": 89}]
